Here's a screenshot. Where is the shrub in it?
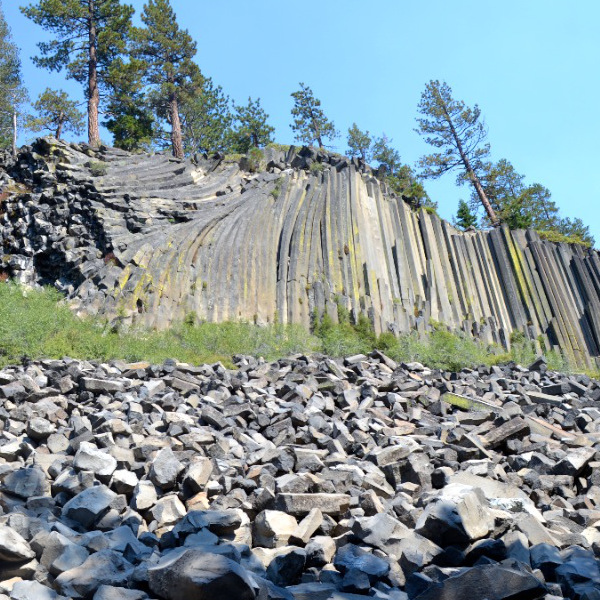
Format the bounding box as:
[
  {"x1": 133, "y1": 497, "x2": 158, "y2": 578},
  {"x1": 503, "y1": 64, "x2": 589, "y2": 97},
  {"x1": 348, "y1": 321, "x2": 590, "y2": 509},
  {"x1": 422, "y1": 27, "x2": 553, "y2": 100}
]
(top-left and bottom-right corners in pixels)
[
  {"x1": 246, "y1": 147, "x2": 264, "y2": 173},
  {"x1": 309, "y1": 161, "x2": 325, "y2": 176},
  {"x1": 266, "y1": 143, "x2": 291, "y2": 153},
  {"x1": 537, "y1": 229, "x2": 592, "y2": 248},
  {"x1": 88, "y1": 160, "x2": 108, "y2": 177},
  {"x1": 270, "y1": 177, "x2": 284, "y2": 200}
]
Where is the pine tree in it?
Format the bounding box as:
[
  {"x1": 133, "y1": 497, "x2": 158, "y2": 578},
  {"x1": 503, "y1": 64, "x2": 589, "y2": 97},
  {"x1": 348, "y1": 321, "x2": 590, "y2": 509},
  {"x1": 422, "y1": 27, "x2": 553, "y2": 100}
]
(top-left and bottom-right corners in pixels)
[
  {"x1": 0, "y1": 2, "x2": 27, "y2": 155},
  {"x1": 290, "y1": 83, "x2": 338, "y2": 148},
  {"x1": 347, "y1": 123, "x2": 372, "y2": 161},
  {"x1": 26, "y1": 88, "x2": 84, "y2": 140},
  {"x1": 372, "y1": 134, "x2": 433, "y2": 209},
  {"x1": 555, "y1": 217, "x2": 594, "y2": 247},
  {"x1": 454, "y1": 200, "x2": 478, "y2": 230},
  {"x1": 416, "y1": 80, "x2": 497, "y2": 224},
  {"x1": 228, "y1": 97, "x2": 274, "y2": 154},
  {"x1": 133, "y1": 0, "x2": 199, "y2": 159},
  {"x1": 476, "y1": 159, "x2": 558, "y2": 230},
  {"x1": 21, "y1": 0, "x2": 134, "y2": 147},
  {"x1": 178, "y1": 75, "x2": 232, "y2": 156},
  {"x1": 104, "y1": 58, "x2": 155, "y2": 151}
]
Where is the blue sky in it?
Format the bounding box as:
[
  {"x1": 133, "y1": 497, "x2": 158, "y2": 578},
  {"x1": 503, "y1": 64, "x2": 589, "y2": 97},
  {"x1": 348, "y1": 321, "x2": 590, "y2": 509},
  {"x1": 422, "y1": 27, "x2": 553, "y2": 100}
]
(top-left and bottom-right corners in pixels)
[{"x1": 5, "y1": 0, "x2": 600, "y2": 242}]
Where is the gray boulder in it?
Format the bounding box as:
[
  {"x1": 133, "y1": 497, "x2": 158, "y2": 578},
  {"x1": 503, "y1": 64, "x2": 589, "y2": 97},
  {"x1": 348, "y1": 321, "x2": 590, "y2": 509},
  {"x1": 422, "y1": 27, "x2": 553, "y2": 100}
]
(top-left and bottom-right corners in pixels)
[{"x1": 148, "y1": 548, "x2": 256, "y2": 600}]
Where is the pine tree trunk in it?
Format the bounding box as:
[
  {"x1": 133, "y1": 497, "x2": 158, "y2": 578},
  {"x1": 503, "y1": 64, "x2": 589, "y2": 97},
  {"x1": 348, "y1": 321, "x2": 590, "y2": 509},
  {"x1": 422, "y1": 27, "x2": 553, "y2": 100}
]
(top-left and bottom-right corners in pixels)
[
  {"x1": 55, "y1": 114, "x2": 64, "y2": 140},
  {"x1": 444, "y1": 107, "x2": 498, "y2": 225},
  {"x1": 169, "y1": 92, "x2": 184, "y2": 159},
  {"x1": 87, "y1": 0, "x2": 100, "y2": 147},
  {"x1": 11, "y1": 110, "x2": 17, "y2": 157}
]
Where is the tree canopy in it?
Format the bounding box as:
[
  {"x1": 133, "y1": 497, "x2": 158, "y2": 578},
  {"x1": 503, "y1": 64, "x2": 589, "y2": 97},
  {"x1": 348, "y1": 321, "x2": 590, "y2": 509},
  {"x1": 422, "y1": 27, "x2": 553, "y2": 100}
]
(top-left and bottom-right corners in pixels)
[
  {"x1": 179, "y1": 75, "x2": 232, "y2": 156},
  {"x1": 0, "y1": 2, "x2": 27, "y2": 155},
  {"x1": 103, "y1": 58, "x2": 155, "y2": 151},
  {"x1": 21, "y1": 0, "x2": 134, "y2": 147},
  {"x1": 347, "y1": 123, "x2": 372, "y2": 162},
  {"x1": 290, "y1": 83, "x2": 338, "y2": 149},
  {"x1": 132, "y1": 0, "x2": 199, "y2": 159},
  {"x1": 416, "y1": 80, "x2": 497, "y2": 224},
  {"x1": 228, "y1": 97, "x2": 274, "y2": 154},
  {"x1": 26, "y1": 88, "x2": 84, "y2": 140}
]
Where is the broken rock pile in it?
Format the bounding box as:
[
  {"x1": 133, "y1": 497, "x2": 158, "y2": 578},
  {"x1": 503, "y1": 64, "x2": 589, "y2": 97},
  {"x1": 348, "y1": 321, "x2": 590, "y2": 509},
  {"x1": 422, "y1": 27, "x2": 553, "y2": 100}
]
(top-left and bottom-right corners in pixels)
[{"x1": 0, "y1": 352, "x2": 599, "y2": 599}]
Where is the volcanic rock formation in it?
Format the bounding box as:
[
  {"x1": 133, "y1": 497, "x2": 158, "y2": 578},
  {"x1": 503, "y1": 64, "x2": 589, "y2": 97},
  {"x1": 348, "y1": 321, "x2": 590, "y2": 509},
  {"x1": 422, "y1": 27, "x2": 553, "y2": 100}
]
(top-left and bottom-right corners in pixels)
[{"x1": 1, "y1": 138, "x2": 600, "y2": 368}]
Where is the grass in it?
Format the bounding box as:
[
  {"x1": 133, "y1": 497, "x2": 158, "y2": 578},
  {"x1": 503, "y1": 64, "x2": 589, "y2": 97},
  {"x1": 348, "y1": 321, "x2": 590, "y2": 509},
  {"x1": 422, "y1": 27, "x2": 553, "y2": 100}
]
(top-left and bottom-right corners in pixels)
[{"x1": 0, "y1": 282, "x2": 585, "y2": 375}]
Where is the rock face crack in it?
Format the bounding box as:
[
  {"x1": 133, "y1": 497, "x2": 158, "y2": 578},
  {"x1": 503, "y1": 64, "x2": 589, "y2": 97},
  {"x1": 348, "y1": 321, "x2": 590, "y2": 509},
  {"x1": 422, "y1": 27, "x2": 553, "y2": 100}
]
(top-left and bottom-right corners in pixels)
[{"x1": 1, "y1": 137, "x2": 600, "y2": 367}]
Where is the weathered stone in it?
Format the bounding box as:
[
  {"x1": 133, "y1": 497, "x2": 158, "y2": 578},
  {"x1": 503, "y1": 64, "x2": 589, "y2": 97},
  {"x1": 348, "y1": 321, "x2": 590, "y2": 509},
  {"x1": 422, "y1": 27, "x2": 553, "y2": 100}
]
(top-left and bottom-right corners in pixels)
[
  {"x1": 0, "y1": 526, "x2": 34, "y2": 562},
  {"x1": 74, "y1": 442, "x2": 118, "y2": 479},
  {"x1": 55, "y1": 550, "x2": 134, "y2": 598},
  {"x1": 275, "y1": 493, "x2": 350, "y2": 516},
  {"x1": 254, "y1": 510, "x2": 298, "y2": 548},
  {"x1": 149, "y1": 447, "x2": 184, "y2": 490},
  {"x1": 413, "y1": 563, "x2": 547, "y2": 600},
  {"x1": 62, "y1": 485, "x2": 117, "y2": 528},
  {"x1": 148, "y1": 548, "x2": 256, "y2": 600}
]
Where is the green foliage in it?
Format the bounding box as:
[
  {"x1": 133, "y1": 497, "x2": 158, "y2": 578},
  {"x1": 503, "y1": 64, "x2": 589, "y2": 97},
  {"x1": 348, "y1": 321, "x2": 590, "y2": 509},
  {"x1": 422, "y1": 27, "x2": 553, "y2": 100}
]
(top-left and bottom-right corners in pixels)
[
  {"x1": 0, "y1": 282, "x2": 319, "y2": 367},
  {"x1": 537, "y1": 226, "x2": 594, "y2": 248},
  {"x1": 475, "y1": 159, "x2": 594, "y2": 247},
  {"x1": 309, "y1": 161, "x2": 325, "y2": 175},
  {"x1": 132, "y1": 0, "x2": 199, "y2": 157},
  {"x1": 228, "y1": 97, "x2": 274, "y2": 153},
  {"x1": 21, "y1": 0, "x2": 133, "y2": 145},
  {"x1": 0, "y1": 282, "x2": 578, "y2": 374},
  {"x1": 0, "y1": 3, "x2": 27, "y2": 152},
  {"x1": 346, "y1": 123, "x2": 372, "y2": 161},
  {"x1": 179, "y1": 75, "x2": 232, "y2": 155},
  {"x1": 104, "y1": 58, "x2": 155, "y2": 151},
  {"x1": 244, "y1": 147, "x2": 264, "y2": 173},
  {"x1": 26, "y1": 88, "x2": 84, "y2": 140},
  {"x1": 416, "y1": 80, "x2": 489, "y2": 181},
  {"x1": 550, "y1": 217, "x2": 594, "y2": 248},
  {"x1": 416, "y1": 80, "x2": 494, "y2": 222},
  {"x1": 372, "y1": 134, "x2": 434, "y2": 209},
  {"x1": 290, "y1": 82, "x2": 338, "y2": 149},
  {"x1": 270, "y1": 177, "x2": 283, "y2": 200},
  {"x1": 454, "y1": 199, "x2": 478, "y2": 230},
  {"x1": 266, "y1": 142, "x2": 291, "y2": 153},
  {"x1": 88, "y1": 160, "x2": 108, "y2": 177}
]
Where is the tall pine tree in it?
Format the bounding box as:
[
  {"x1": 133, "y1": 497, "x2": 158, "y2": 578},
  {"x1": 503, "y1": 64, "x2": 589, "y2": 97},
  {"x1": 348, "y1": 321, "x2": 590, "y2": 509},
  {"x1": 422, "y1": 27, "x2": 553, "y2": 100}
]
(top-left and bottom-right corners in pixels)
[
  {"x1": 290, "y1": 83, "x2": 338, "y2": 149},
  {"x1": 0, "y1": 2, "x2": 27, "y2": 155},
  {"x1": 416, "y1": 80, "x2": 497, "y2": 224},
  {"x1": 21, "y1": 0, "x2": 134, "y2": 147},
  {"x1": 133, "y1": 0, "x2": 199, "y2": 159}
]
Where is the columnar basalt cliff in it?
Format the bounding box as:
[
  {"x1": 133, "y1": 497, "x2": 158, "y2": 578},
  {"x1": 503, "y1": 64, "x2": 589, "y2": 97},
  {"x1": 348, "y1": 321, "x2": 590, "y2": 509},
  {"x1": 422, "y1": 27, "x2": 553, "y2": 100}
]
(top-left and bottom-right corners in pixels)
[{"x1": 1, "y1": 138, "x2": 600, "y2": 368}]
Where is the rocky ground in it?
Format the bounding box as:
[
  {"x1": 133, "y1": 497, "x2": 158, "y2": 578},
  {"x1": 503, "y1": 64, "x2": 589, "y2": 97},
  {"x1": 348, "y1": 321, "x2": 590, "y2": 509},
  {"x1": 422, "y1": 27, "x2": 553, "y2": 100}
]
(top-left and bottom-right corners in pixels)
[{"x1": 0, "y1": 351, "x2": 598, "y2": 599}]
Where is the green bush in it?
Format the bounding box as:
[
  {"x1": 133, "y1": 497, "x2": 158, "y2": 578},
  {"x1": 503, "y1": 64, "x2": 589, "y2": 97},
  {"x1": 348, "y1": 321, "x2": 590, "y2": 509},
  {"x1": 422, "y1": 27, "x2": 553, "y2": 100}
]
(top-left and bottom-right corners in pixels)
[
  {"x1": 88, "y1": 160, "x2": 108, "y2": 177},
  {"x1": 0, "y1": 282, "x2": 579, "y2": 375},
  {"x1": 536, "y1": 229, "x2": 592, "y2": 248},
  {"x1": 309, "y1": 161, "x2": 325, "y2": 175},
  {"x1": 266, "y1": 143, "x2": 291, "y2": 153}
]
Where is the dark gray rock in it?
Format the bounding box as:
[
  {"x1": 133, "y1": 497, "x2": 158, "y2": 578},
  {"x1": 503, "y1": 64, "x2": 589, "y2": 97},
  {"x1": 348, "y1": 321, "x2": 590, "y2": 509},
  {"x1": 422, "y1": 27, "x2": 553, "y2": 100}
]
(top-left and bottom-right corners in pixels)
[{"x1": 148, "y1": 548, "x2": 256, "y2": 600}]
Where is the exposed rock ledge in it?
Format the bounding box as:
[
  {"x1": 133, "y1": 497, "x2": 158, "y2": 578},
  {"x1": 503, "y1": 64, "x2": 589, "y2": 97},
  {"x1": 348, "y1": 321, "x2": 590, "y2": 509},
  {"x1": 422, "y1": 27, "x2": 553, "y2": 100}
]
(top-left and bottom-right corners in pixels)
[{"x1": 1, "y1": 138, "x2": 600, "y2": 369}]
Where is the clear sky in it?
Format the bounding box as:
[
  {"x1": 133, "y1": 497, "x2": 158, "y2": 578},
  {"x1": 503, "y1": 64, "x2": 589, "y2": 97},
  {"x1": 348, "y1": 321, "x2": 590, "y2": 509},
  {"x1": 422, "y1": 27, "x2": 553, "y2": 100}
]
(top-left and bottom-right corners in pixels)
[{"x1": 4, "y1": 0, "x2": 600, "y2": 243}]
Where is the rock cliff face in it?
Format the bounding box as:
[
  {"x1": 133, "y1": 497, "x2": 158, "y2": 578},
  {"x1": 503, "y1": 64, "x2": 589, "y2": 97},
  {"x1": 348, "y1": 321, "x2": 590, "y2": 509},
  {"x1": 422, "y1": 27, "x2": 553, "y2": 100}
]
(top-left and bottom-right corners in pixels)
[{"x1": 1, "y1": 138, "x2": 600, "y2": 368}]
